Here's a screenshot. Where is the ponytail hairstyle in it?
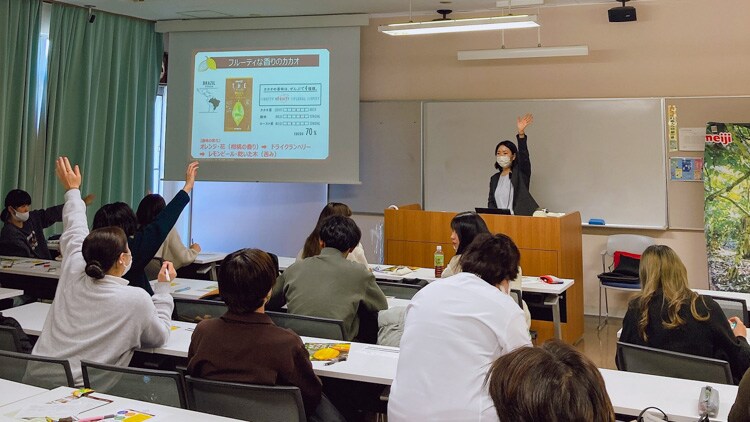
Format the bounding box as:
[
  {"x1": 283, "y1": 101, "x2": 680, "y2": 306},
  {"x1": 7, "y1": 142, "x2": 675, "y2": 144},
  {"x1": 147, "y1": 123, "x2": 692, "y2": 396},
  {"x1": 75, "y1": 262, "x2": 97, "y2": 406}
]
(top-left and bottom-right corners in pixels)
[
  {"x1": 82, "y1": 227, "x2": 129, "y2": 279},
  {"x1": 301, "y1": 202, "x2": 353, "y2": 259}
]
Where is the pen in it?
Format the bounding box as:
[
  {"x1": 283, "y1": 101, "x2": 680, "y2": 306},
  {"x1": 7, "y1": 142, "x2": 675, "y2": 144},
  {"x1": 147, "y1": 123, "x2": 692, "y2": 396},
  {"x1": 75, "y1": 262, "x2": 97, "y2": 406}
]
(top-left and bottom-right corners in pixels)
[
  {"x1": 164, "y1": 266, "x2": 171, "y2": 282},
  {"x1": 325, "y1": 356, "x2": 347, "y2": 366},
  {"x1": 174, "y1": 287, "x2": 190, "y2": 293},
  {"x1": 77, "y1": 414, "x2": 115, "y2": 422}
]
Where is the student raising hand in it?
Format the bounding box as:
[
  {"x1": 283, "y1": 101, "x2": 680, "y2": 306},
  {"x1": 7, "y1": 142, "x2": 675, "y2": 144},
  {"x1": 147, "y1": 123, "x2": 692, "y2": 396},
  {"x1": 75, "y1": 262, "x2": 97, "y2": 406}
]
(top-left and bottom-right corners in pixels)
[
  {"x1": 55, "y1": 157, "x2": 81, "y2": 191},
  {"x1": 182, "y1": 161, "x2": 199, "y2": 194}
]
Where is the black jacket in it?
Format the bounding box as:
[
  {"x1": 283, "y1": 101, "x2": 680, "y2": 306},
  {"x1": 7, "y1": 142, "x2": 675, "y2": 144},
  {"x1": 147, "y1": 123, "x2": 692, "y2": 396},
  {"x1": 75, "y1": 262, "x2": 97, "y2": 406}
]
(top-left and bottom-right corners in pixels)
[
  {"x1": 0, "y1": 205, "x2": 63, "y2": 259},
  {"x1": 487, "y1": 134, "x2": 539, "y2": 216},
  {"x1": 124, "y1": 190, "x2": 190, "y2": 295},
  {"x1": 619, "y1": 293, "x2": 750, "y2": 385}
]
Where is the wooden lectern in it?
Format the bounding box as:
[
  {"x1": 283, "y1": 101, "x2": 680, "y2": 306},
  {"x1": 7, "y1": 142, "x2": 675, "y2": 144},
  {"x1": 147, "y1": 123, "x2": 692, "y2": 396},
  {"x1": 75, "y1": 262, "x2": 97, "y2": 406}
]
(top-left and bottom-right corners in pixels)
[{"x1": 384, "y1": 205, "x2": 583, "y2": 344}]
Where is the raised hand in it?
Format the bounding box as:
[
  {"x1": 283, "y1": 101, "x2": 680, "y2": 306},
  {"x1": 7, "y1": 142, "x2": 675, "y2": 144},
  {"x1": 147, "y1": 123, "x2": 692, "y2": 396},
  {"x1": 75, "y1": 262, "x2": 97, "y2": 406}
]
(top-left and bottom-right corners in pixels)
[
  {"x1": 83, "y1": 193, "x2": 96, "y2": 206},
  {"x1": 517, "y1": 113, "x2": 534, "y2": 136},
  {"x1": 55, "y1": 157, "x2": 81, "y2": 191},
  {"x1": 182, "y1": 161, "x2": 199, "y2": 194}
]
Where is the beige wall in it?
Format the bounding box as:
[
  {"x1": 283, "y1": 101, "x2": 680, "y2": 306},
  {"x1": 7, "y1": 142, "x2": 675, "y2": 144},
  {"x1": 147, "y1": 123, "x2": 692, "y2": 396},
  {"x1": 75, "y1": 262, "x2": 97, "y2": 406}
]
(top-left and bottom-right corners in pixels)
[
  {"x1": 361, "y1": 0, "x2": 750, "y2": 100},
  {"x1": 354, "y1": 0, "x2": 749, "y2": 317}
]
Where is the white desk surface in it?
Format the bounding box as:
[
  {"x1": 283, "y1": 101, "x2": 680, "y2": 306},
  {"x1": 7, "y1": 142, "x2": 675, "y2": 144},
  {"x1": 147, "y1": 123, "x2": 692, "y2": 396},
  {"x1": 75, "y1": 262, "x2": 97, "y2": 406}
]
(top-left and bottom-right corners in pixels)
[
  {"x1": 371, "y1": 266, "x2": 437, "y2": 282},
  {"x1": 520, "y1": 276, "x2": 575, "y2": 295},
  {"x1": 149, "y1": 278, "x2": 219, "y2": 300},
  {"x1": 600, "y1": 368, "x2": 737, "y2": 422},
  {"x1": 0, "y1": 386, "x2": 242, "y2": 421},
  {"x1": 193, "y1": 252, "x2": 228, "y2": 265},
  {"x1": 277, "y1": 256, "x2": 296, "y2": 270},
  {"x1": 6, "y1": 303, "x2": 400, "y2": 385},
  {"x1": 2, "y1": 302, "x2": 49, "y2": 336},
  {"x1": 0, "y1": 256, "x2": 60, "y2": 279},
  {"x1": 694, "y1": 289, "x2": 750, "y2": 307},
  {"x1": 0, "y1": 288, "x2": 24, "y2": 301},
  {"x1": 278, "y1": 256, "x2": 439, "y2": 282},
  {"x1": 152, "y1": 277, "x2": 411, "y2": 309},
  {"x1": 0, "y1": 379, "x2": 48, "y2": 407}
]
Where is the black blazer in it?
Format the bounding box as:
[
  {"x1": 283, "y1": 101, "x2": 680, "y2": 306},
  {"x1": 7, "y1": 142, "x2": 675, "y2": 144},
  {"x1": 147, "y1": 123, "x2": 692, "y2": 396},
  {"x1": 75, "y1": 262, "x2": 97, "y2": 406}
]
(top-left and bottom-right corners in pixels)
[{"x1": 488, "y1": 134, "x2": 539, "y2": 216}]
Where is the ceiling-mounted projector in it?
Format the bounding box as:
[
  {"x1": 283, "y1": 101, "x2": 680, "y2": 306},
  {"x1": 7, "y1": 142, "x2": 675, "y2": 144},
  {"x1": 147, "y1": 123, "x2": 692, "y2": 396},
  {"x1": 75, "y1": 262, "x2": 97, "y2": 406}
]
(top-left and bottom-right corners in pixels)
[{"x1": 609, "y1": 0, "x2": 636, "y2": 22}]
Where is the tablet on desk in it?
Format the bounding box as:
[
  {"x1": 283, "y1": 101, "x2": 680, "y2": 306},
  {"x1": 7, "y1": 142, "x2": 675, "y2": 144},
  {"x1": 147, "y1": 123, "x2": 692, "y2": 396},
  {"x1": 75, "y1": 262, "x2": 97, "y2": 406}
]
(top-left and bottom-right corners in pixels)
[{"x1": 475, "y1": 207, "x2": 511, "y2": 215}]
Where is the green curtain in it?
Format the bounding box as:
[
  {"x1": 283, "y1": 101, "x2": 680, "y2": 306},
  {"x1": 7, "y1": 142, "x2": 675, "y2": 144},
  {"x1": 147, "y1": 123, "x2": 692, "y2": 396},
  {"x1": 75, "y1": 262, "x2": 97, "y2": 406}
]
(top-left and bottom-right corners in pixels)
[
  {"x1": 0, "y1": 0, "x2": 41, "y2": 201},
  {"x1": 44, "y1": 3, "x2": 162, "y2": 213}
]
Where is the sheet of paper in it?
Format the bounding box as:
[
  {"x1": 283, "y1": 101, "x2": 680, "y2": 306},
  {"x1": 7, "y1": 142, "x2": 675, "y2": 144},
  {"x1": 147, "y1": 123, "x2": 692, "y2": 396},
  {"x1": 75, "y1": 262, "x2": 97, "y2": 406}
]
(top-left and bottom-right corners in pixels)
[
  {"x1": 14, "y1": 396, "x2": 110, "y2": 419},
  {"x1": 678, "y1": 127, "x2": 706, "y2": 151}
]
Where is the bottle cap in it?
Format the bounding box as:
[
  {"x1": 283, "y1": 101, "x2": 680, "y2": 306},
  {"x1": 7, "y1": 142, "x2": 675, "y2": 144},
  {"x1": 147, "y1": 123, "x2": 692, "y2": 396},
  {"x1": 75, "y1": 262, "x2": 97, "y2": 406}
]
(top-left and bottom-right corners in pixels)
[{"x1": 437, "y1": 245, "x2": 442, "y2": 252}]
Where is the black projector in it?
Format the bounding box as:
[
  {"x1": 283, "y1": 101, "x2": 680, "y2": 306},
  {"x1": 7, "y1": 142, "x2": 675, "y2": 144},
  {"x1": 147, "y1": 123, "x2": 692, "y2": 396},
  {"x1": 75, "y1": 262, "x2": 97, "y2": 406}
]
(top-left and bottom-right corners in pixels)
[{"x1": 609, "y1": 5, "x2": 637, "y2": 22}]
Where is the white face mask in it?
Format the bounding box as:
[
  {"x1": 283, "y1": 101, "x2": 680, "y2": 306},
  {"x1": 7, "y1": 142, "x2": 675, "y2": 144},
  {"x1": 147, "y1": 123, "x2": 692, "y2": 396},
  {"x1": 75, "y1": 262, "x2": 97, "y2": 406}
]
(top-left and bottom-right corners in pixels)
[
  {"x1": 499, "y1": 282, "x2": 510, "y2": 295},
  {"x1": 13, "y1": 209, "x2": 30, "y2": 222},
  {"x1": 496, "y1": 156, "x2": 512, "y2": 168},
  {"x1": 120, "y1": 253, "x2": 132, "y2": 275}
]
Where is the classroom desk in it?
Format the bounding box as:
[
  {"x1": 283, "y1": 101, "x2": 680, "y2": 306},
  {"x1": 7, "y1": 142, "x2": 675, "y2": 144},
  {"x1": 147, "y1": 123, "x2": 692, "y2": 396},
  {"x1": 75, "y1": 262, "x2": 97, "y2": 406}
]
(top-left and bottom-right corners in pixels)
[
  {"x1": 193, "y1": 252, "x2": 227, "y2": 281},
  {"x1": 600, "y1": 368, "x2": 737, "y2": 422},
  {"x1": 152, "y1": 277, "x2": 410, "y2": 310},
  {"x1": 278, "y1": 257, "x2": 438, "y2": 282},
  {"x1": 149, "y1": 278, "x2": 219, "y2": 300},
  {"x1": 279, "y1": 258, "x2": 571, "y2": 340},
  {"x1": 520, "y1": 276, "x2": 574, "y2": 341},
  {"x1": 6, "y1": 303, "x2": 400, "y2": 386},
  {"x1": 2, "y1": 302, "x2": 49, "y2": 336},
  {"x1": 0, "y1": 256, "x2": 60, "y2": 279},
  {"x1": 6, "y1": 303, "x2": 740, "y2": 418},
  {"x1": 0, "y1": 288, "x2": 24, "y2": 301},
  {"x1": 0, "y1": 379, "x2": 48, "y2": 407},
  {"x1": 0, "y1": 256, "x2": 60, "y2": 300},
  {"x1": 0, "y1": 386, "x2": 242, "y2": 421},
  {"x1": 695, "y1": 288, "x2": 750, "y2": 310}
]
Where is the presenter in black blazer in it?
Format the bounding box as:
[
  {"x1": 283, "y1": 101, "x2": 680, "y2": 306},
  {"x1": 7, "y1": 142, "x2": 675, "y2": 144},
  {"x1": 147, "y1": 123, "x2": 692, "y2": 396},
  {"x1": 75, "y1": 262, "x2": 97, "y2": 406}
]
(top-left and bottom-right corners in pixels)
[{"x1": 487, "y1": 113, "x2": 539, "y2": 216}]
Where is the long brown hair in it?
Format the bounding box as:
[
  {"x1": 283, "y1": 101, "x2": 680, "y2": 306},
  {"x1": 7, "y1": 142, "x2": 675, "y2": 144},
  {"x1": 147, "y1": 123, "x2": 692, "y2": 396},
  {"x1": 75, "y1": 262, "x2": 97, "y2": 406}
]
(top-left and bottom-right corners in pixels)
[
  {"x1": 301, "y1": 202, "x2": 353, "y2": 258},
  {"x1": 634, "y1": 244, "x2": 709, "y2": 342}
]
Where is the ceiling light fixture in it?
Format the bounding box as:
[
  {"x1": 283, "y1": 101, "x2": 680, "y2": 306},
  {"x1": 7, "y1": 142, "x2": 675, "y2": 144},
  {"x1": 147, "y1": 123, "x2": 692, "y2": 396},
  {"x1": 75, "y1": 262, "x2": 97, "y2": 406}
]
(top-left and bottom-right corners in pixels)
[
  {"x1": 458, "y1": 45, "x2": 589, "y2": 60},
  {"x1": 457, "y1": 5, "x2": 588, "y2": 60},
  {"x1": 378, "y1": 8, "x2": 538, "y2": 36}
]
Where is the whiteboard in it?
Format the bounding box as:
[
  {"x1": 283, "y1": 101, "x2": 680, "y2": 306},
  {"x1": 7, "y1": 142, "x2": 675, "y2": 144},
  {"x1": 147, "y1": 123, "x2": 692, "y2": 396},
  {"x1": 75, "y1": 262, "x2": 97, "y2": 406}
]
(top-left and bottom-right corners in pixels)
[{"x1": 424, "y1": 99, "x2": 667, "y2": 229}]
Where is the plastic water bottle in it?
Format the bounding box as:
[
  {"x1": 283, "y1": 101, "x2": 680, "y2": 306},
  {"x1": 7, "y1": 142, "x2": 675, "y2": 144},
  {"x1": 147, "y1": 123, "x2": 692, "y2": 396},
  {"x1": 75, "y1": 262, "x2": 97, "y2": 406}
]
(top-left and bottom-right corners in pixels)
[{"x1": 434, "y1": 245, "x2": 444, "y2": 277}]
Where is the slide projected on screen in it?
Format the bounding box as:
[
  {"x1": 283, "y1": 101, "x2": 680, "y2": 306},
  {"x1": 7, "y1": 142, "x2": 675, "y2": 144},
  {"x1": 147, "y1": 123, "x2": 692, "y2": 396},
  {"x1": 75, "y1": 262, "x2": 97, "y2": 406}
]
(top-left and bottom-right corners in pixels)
[{"x1": 191, "y1": 48, "x2": 330, "y2": 160}]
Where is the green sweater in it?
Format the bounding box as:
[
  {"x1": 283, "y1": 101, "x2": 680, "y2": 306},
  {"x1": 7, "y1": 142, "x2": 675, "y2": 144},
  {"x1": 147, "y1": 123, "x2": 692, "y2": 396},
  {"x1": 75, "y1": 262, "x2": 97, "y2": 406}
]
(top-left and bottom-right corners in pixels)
[{"x1": 269, "y1": 247, "x2": 387, "y2": 341}]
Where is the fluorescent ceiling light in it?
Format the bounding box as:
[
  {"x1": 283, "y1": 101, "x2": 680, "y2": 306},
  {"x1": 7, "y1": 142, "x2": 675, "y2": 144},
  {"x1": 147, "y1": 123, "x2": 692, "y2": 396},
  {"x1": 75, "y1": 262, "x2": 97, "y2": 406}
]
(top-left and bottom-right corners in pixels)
[
  {"x1": 457, "y1": 45, "x2": 589, "y2": 60},
  {"x1": 378, "y1": 15, "x2": 539, "y2": 36}
]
